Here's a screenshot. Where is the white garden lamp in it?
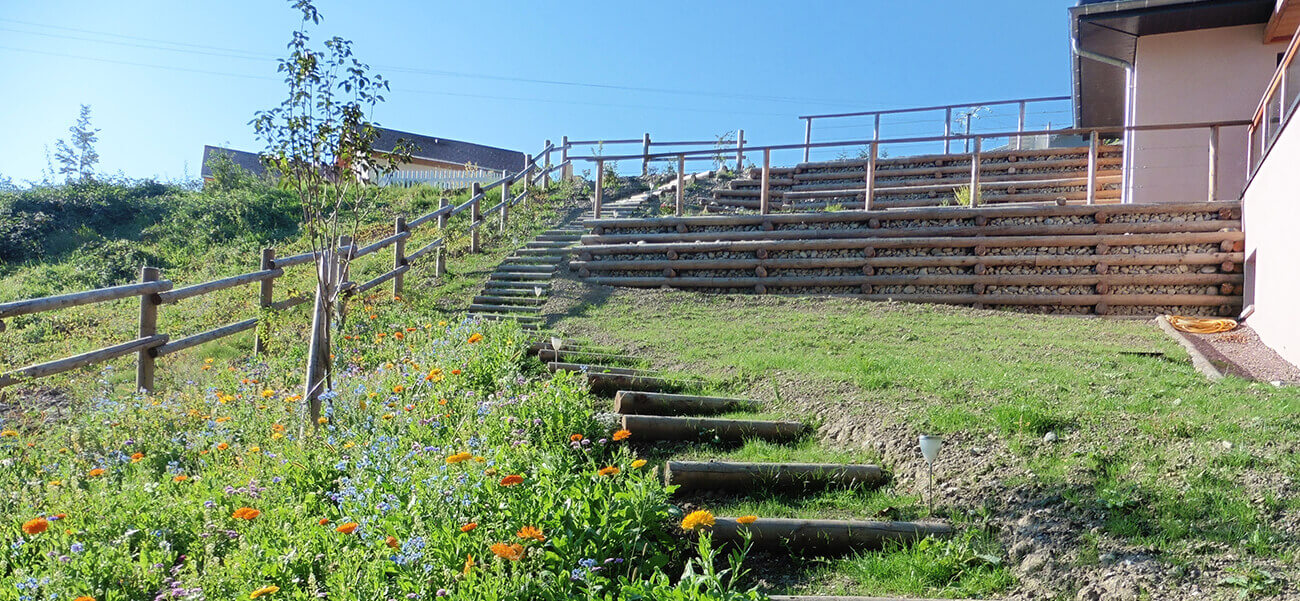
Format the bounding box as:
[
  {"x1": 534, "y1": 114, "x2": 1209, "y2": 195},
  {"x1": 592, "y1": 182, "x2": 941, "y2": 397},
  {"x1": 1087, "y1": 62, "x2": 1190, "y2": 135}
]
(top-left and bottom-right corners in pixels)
[
  {"x1": 533, "y1": 286, "x2": 543, "y2": 298},
  {"x1": 918, "y1": 435, "x2": 943, "y2": 513},
  {"x1": 550, "y1": 337, "x2": 564, "y2": 354}
]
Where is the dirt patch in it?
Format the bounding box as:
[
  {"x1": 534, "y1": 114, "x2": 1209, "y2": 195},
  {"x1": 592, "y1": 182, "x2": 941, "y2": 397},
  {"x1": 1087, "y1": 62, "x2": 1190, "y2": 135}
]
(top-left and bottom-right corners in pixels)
[{"x1": 1183, "y1": 323, "x2": 1300, "y2": 385}]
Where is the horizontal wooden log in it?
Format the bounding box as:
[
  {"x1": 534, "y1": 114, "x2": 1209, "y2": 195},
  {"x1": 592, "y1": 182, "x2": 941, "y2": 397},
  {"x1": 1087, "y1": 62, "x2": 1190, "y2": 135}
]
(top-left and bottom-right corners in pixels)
[
  {"x1": 269, "y1": 296, "x2": 310, "y2": 311},
  {"x1": 665, "y1": 461, "x2": 886, "y2": 494},
  {"x1": 549, "y1": 362, "x2": 649, "y2": 376},
  {"x1": 573, "y1": 251, "x2": 1244, "y2": 272},
  {"x1": 793, "y1": 144, "x2": 1119, "y2": 171},
  {"x1": 352, "y1": 265, "x2": 411, "y2": 296},
  {"x1": 585, "y1": 272, "x2": 1239, "y2": 287},
  {"x1": 276, "y1": 244, "x2": 357, "y2": 268},
  {"x1": 580, "y1": 219, "x2": 1240, "y2": 246},
  {"x1": 0, "y1": 280, "x2": 174, "y2": 319},
  {"x1": 708, "y1": 517, "x2": 952, "y2": 552},
  {"x1": 158, "y1": 269, "x2": 282, "y2": 304},
  {"x1": 621, "y1": 415, "x2": 807, "y2": 443},
  {"x1": 352, "y1": 230, "x2": 412, "y2": 259},
  {"x1": 585, "y1": 372, "x2": 700, "y2": 395},
  {"x1": 405, "y1": 237, "x2": 444, "y2": 264},
  {"x1": 154, "y1": 318, "x2": 257, "y2": 357},
  {"x1": 580, "y1": 231, "x2": 1243, "y2": 256},
  {"x1": 537, "y1": 349, "x2": 641, "y2": 364},
  {"x1": 614, "y1": 391, "x2": 759, "y2": 415},
  {"x1": 0, "y1": 335, "x2": 168, "y2": 389},
  {"x1": 406, "y1": 204, "x2": 454, "y2": 229},
  {"x1": 583, "y1": 201, "x2": 1240, "y2": 229},
  {"x1": 781, "y1": 175, "x2": 1121, "y2": 200},
  {"x1": 794, "y1": 156, "x2": 1122, "y2": 182}
]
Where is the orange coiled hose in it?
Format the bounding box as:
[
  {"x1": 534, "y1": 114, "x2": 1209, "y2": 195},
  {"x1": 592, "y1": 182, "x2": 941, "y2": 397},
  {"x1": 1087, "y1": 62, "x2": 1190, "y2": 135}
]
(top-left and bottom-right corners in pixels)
[{"x1": 1167, "y1": 315, "x2": 1238, "y2": 334}]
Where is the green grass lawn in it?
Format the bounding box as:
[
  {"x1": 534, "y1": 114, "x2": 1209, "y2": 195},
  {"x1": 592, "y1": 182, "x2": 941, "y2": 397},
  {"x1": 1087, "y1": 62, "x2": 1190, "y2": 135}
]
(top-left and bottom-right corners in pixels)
[{"x1": 552, "y1": 286, "x2": 1300, "y2": 598}]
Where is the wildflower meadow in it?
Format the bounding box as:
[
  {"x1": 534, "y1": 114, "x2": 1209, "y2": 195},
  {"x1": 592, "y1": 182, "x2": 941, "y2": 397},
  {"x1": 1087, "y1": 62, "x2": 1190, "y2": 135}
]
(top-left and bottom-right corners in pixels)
[{"x1": 0, "y1": 297, "x2": 754, "y2": 600}]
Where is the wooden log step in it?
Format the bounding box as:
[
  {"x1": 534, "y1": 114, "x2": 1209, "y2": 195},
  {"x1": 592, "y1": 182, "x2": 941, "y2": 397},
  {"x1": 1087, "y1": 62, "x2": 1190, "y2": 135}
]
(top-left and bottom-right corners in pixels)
[
  {"x1": 785, "y1": 175, "x2": 1121, "y2": 198},
  {"x1": 578, "y1": 251, "x2": 1242, "y2": 271},
  {"x1": 537, "y1": 349, "x2": 642, "y2": 363},
  {"x1": 481, "y1": 288, "x2": 549, "y2": 298},
  {"x1": 490, "y1": 271, "x2": 552, "y2": 281},
  {"x1": 729, "y1": 177, "x2": 796, "y2": 188},
  {"x1": 468, "y1": 304, "x2": 539, "y2": 314},
  {"x1": 548, "y1": 362, "x2": 648, "y2": 376},
  {"x1": 794, "y1": 144, "x2": 1118, "y2": 171},
  {"x1": 586, "y1": 372, "x2": 701, "y2": 395},
  {"x1": 472, "y1": 313, "x2": 542, "y2": 323},
  {"x1": 535, "y1": 234, "x2": 584, "y2": 241},
  {"x1": 665, "y1": 461, "x2": 886, "y2": 494},
  {"x1": 621, "y1": 415, "x2": 807, "y2": 443},
  {"x1": 494, "y1": 264, "x2": 556, "y2": 273},
  {"x1": 514, "y1": 248, "x2": 573, "y2": 256},
  {"x1": 474, "y1": 295, "x2": 545, "y2": 305},
  {"x1": 614, "y1": 390, "x2": 758, "y2": 415},
  {"x1": 794, "y1": 155, "x2": 1123, "y2": 182},
  {"x1": 502, "y1": 255, "x2": 564, "y2": 264},
  {"x1": 798, "y1": 169, "x2": 1122, "y2": 191},
  {"x1": 708, "y1": 517, "x2": 952, "y2": 552}
]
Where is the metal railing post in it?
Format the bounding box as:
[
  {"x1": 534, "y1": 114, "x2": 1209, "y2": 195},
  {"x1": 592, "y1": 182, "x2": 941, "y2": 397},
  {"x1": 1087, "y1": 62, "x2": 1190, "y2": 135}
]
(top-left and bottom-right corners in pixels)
[
  {"x1": 470, "y1": 182, "x2": 482, "y2": 253},
  {"x1": 873, "y1": 114, "x2": 881, "y2": 141},
  {"x1": 969, "y1": 137, "x2": 982, "y2": 207},
  {"x1": 864, "y1": 142, "x2": 877, "y2": 211},
  {"x1": 1016, "y1": 101, "x2": 1027, "y2": 150},
  {"x1": 802, "y1": 118, "x2": 812, "y2": 162},
  {"x1": 435, "y1": 198, "x2": 448, "y2": 277},
  {"x1": 676, "y1": 154, "x2": 685, "y2": 217},
  {"x1": 642, "y1": 133, "x2": 651, "y2": 176},
  {"x1": 944, "y1": 108, "x2": 953, "y2": 154},
  {"x1": 254, "y1": 248, "x2": 274, "y2": 355},
  {"x1": 136, "y1": 266, "x2": 160, "y2": 392},
  {"x1": 735, "y1": 129, "x2": 745, "y2": 172},
  {"x1": 1207, "y1": 125, "x2": 1220, "y2": 202},
  {"x1": 594, "y1": 159, "x2": 604, "y2": 219},
  {"x1": 760, "y1": 148, "x2": 772, "y2": 215},
  {"x1": 1086, "y1": 130, "x2": 1099, "y2": 205}
]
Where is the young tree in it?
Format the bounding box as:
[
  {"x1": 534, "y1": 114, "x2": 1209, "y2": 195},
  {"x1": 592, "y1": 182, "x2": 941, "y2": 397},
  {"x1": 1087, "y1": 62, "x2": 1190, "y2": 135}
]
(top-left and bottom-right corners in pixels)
[
  {"x1": 54, "y1": 104, "x2": 100, "y2": 182},
  {"x1": 252, "y1": 0, "x2": 409, "y2": 428}
]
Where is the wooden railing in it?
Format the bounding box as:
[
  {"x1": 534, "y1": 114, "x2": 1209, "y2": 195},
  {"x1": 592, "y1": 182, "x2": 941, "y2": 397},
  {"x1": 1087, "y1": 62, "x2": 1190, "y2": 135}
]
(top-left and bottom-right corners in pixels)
[
  {"x1": 1248, "y1": 29, "x2": 1300, "y2": 177},
  {"x1": 564, "y1": 120, "x2": 1249, "y2": 217},
  {"x1": 0, "y1": 145, "x2": 571, "y2": 392}
]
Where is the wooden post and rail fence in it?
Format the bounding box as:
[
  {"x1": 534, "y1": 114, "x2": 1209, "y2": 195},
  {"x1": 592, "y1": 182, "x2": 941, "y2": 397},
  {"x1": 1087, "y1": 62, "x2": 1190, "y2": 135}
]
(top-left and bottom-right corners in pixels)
[{"x1": 0, "y1": 145, "x2": 573, "y2": 393}]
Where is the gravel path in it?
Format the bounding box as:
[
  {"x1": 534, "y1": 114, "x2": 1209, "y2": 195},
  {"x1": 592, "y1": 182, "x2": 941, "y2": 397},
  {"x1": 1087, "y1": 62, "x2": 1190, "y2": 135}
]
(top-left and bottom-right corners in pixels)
[{"x1": 1186, "y1": 323, "x2": 1300, "y2": 384}]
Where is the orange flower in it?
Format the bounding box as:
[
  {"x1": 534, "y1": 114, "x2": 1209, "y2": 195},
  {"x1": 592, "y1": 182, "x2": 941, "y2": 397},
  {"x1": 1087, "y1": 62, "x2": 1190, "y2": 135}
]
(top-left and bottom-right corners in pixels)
[
  {"x1": 173, "y1": 474, "x2": 189, "y2": 482},
  {"x1": 130, "y1": 452, "x2": 144, "y2": 463},
  {"x1": 87, "y1": 468, "x2": 105, "y2": 478},
  {"x1": 569, "y1": 434, "x2": 584, "y2": 442},
  {"x1": 385, "y1": 536, "x2": 399, "y2": 548},
  {"x1": 490, "y1": 542, "x2": 525, "y2": 561},
  {"x1": 318, "y1": 518, "x2": 330, "y2": 526},
  {"x1": 217, "y1": 443, "x2": 229, "y2": 451},
  {"x1": 736, "y1": 515, "x2": 758, "y2": 525},
  {"x1": 73, "y1": 597, "x2": 95, "y2": 601},
  {"x1": 451, "y1": 369, "x2": 462, "y2": 375},
  {"x1": 424, "y1": 368, "x2": 444, "y2": 382},
  {"x1": 516, "y1": 525, "x2": 546, "y2": 541},
  {"x1": 597, "y1": 466, "x2": 620, "y2": 477},
  {"x1": 461, "y1": 522, "x2": 478, "y2": 532},
  {"x1": 336, "y1": 522, "x2": 359, "y2": 534},
  {"x1": 232, "y1": 507, "x2": 261, "y2": 520},
  {"x1": 468, "y1": 333, "x2": 484, "y2": 344},
  {"x1": 392, "y1": 385, "x2": 405, "y2": 394},
  {"x1": 462, "y1": 554, "x2": 474, "y2": 575},
  {"x1": 272, "y1": 423, "x2": 286, "y2": 433},
  {"x1": 612, "y1": 429, "x2": 632, "y2": 442},
  {"x1": 21, "y1": 517, "x2": 49, "y2": 535},
  {"x1": 394, "y1": 332, "x2": 405, "y2": 340},
  {"x1": 499, "y1": 474, "x2": 524, "y2": 487}
]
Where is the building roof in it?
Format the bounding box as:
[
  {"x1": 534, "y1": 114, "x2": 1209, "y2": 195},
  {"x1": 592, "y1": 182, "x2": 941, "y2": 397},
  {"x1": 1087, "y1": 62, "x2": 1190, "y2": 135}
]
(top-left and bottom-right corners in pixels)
[
  {"x1": 1070, "y1": 0, "x2": 1275, "y2": 127},
  {"x1": 371, "y1": 128, "x2": 525, "y2": 172},
  {"x1": 200, "y1": 145, "x2": 267, "y2": 179}
]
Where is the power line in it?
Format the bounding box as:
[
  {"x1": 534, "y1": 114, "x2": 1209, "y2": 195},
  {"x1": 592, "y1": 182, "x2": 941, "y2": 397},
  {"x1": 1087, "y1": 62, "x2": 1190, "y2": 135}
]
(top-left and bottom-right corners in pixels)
[{"x1": 0, "y1": 16, "x2": 867, "y2": 108}]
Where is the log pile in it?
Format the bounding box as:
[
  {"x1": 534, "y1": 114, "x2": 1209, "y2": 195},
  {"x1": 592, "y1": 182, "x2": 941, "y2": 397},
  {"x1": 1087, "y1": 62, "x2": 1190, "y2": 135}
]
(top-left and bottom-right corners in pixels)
[
  {"x1": 574, "y1": 202, "x2": 1244, "y2": 316},
  {"x1": 711, "y1": 145, "x2": 1123, "y2": 212}
]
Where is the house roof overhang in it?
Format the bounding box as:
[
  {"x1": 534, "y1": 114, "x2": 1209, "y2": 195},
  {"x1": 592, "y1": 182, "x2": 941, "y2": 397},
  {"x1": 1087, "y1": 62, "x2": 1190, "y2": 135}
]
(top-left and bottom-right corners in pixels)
[{"x1": 1070, "y1": 0, "x2": 1275, "y2": 127}]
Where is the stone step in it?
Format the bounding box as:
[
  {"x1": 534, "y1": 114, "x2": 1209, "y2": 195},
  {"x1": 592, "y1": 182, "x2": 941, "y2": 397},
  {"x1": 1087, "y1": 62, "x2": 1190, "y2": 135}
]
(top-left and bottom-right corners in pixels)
[
  {"x1": 664, "y1": 461, "x2": 886, "y2": 494},
  {"x1": 468, "y1": 303, "x2": 540, "y2": 314},
  {"x1": 620, "y1": 414, "x2": 807, "y2": 443},
  {"x1": 708, "y1": 517, "x2": 952, "y2": 553},
  {"x1": 614, "y1": 391, "x2": 758, "y2": 416}
]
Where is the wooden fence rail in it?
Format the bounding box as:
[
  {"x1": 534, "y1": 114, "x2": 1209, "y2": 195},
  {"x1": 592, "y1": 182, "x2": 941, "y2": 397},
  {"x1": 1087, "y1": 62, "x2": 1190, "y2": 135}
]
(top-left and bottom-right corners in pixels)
[{"x1": 0, "y1": 143, "x2": 562, "y2": 392}]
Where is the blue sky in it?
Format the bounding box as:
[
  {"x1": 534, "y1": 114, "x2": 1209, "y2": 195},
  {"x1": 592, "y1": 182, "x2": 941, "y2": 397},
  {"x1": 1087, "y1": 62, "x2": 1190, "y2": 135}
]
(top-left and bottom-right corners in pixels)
[{"x1": 0, "y1": 0, "x2": 1078, "y2": 183}]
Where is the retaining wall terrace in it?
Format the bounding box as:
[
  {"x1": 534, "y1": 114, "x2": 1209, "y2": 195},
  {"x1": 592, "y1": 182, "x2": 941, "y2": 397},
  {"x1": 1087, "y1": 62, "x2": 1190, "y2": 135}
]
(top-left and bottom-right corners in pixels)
[{"x1": 573, "y1": 201, "x2": 1243, "y2": 317}]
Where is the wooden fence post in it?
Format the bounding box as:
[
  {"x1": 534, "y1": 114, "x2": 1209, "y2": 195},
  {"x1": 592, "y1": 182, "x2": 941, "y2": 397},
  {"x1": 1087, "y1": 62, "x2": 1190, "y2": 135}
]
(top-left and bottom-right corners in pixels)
[
  {"x1": 1207, "y1": 125, "x2": 1220, "y2": 202},
  {"x1": 759, "y1": 148, "x2": 772, "y2": 215},
  {"x1": 543, "y1": 140, "x2": 552, "y2": 188},
  {"x1": 642, "y1": 133, "x2": 651, "y2": 176},
  {"x1": 470, "y1": 182, "x2": 482, "y2": 253},
  {"x1": 303, "y1": 249, "x2": 334, "y2": 429},
  {"x1": 969, "y1": 137, "x2": 982, "y2": 207},
  {"x1": 136, "y1": 266, "x2": 160, "y2": 392},
  {"x1": 676, "y1": 154, "x2": 685, "y2": 217},
  {"x1": 1086, "y1": 130, "x2": 1099, "y2": 206},
  {"x1": 944, "y1": 108, "x2": 953, "y2": 154},
  {"x1": 561, "y1": 135, "x2": 571, "y2": 180},
  {"x1": 594, "y1": 159, "x2": 604, "y2": 219},
  {"x1": 500, "y1": 176, "x2": 511, "y2": 233},
  {"x1": 1016, "y1": 100, "x2": 1027, "y2": 150},
  {"x1": 864, "y1": 142, "x2": 877, "y2": 211},
  {"x1": 735, "y1": 129, "x2": 745, "y2": 172},
  {"x1": 802, "y1": 119, "x2": 812, "y2": 162},
  {"x1": 337, "y1": 235, "x2": 352, "y2": 325},
  {"x1": 393, "y1": 216, "x2": 407, "y2": 297},
  {"x1": 435, "y1": 198, "x2": 449, "y2": 277},
  {"x1": 254, "y1": 248, "x2": 275, "y2": 355}
]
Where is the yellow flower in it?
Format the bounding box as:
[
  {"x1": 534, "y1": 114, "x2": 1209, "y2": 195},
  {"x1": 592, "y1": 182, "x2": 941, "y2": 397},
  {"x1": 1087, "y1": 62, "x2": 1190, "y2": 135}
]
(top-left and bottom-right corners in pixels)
[
  {"x1": 468, "y1": 333, "x2": 484, "y2": 344},
  {"x1": 736, "y1": 515, "x2": 758, "y2": 525},
  {"x1": 597, "y1": 466, "x2": 620, "y2": 477},
  {"x1": 271, "y1": 432, "x2": 284, "y2": 440},
  {"x1": 462, "y1": 554, "x2": 474, "y2": 575},
  {"x1": 631, "y1": 459, "x2": 648, "y2": 469},
  {"x1": 424, "y1": 368, "x2": 444, "y2": 382},
  {"x1": 48, "y1": 480, "x2": 63, "y2": 487},
  {"x1": 446, "y1": 451, "x2": 473, "y2": 464},
  {"x1": 261, "y1": 389, "x2": 275, "y2": 398},
  {"x1": 249, "y1": 585, "x2": 280, "y2": 599},
  {"x1": 248, "y1": 446, "x2": 261, "y2": 453},
  {"x1": 0, "y1": 429, "x2": 18, "y2": 437},
  {"x1": 317, "y1": 417, "x2": 329, "y2": 425},
  {"x1": 681, "y1": 510, "x2": 715, "y2": 531},
  {"x1": 382, "y1": 413, "x2": 395, "y2": 420}
]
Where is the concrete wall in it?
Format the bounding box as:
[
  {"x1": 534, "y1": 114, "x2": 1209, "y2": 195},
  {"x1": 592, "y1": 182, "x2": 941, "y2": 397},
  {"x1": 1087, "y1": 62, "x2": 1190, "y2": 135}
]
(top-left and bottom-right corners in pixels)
[
  {"x1": 1130, "y1": 25, "x2": 1283, "y2": 203},
  {"x1": 1242, "y1": 111, "x2": 1300, "y2": 368}
]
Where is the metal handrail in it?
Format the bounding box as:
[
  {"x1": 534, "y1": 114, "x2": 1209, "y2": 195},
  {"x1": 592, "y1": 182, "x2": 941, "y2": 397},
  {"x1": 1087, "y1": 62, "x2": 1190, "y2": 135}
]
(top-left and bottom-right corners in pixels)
[{"x1": 798, "y1": 95, "x2": 1071, "y2": 120}]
